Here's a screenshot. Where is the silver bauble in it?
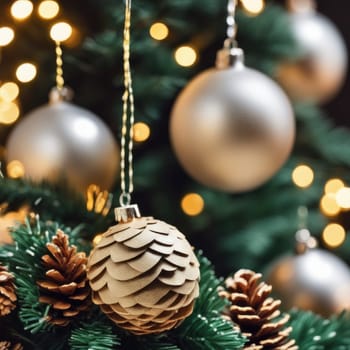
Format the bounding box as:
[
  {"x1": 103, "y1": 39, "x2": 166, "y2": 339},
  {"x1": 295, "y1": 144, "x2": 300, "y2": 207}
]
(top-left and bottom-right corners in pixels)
[
  {"x1": 170, "y1": 49, "x2": 295, "y2": 192},
  {"x1": 277, "y1": 2, "x2": 348, "y2": 103},
  {"x1": 6, "y1": 90, "x2": 120, "y2": 194},
  {"x1": 267, "y1": 245, "x2": 350, "y2": 317}
]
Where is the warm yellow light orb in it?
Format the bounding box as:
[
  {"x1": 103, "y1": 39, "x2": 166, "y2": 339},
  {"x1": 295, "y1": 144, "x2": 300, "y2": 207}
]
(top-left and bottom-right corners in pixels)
[
  {"x1": 11, "y1": 0, "x2": 33, "y2": 20},
  {"x1": 336, "y1": 187, "x2": 350, "y2": 209},
  {"x1": 0, "y1": 102, "x2": 20, "y2": 125},
  {"x1": 149, "y1": 22, "x2": 169, "y2": 41},
  {"x1": 322, "y1": 223, "x2": 346, "y2": 248},
  {"x1": 181, "y1": 193, "x2": 205, "y2": 216},
  {"x1": 50, "y1": 22, "x2": 73, "y2": 42},
  {"x1": 325, "y1": 178, "x2": 345, "y2": 194},
  {"x1": 0, "y1": 82, "x2": 19, "y2": 102},
  {"x1": 292, "y1": 164, "x2": 314, "y2": 188},
  {"x1": 133, "y1": 122, "x2": 151, "y2": 142},
  {"x1": 38, "y1": 0, "x2": 59, "y2": 19},
  {"x1": 175, "y1": 46, "x2": 197, "y2": 67},
  {"x1": 241, "y1": 0, "x2": 265, "y2": 15},
  {"x1": 0, "y1": 27, "x2": 15, "y2": 47},
  {"x1": 7, "y1": 160, "x2": 25, "y2": 179},
  {"x1": 320, "y1": 194, "x2": 341, "y2": 216},
  {"x1": 16, "y1": 63, "x2": 37, "y2": 83}
]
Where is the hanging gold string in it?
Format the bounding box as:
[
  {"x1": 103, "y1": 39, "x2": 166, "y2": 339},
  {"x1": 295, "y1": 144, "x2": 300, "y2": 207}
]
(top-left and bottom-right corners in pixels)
[
  {"x1": 119, "y1": 0, "x2": 135, "y2": 206},
  {"x1": 55, "y1": 41, "x2": 64, "y2": 90}
]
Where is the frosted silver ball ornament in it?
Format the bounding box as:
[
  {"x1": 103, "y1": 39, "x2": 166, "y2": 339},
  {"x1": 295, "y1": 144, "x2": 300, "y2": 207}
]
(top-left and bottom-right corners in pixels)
[
  {"x1": 170, "y1": 46, "x2": 295, "y2": 192},
  {"x1": 277, "y1": 0, "x2": 348, "y2": 103},
  {"x1": 266, "y1": 228, "x2": 350, "y2": 317},
  {"x1": 6, "y1": 88, "x2": 120, "y2": 194}
]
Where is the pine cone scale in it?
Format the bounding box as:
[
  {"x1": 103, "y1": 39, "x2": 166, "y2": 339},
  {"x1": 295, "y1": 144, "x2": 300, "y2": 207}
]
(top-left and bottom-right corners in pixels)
[
  {"x1": 0, "y1": 265, "x2": 17, "y2": 317},
  {"x1": 38, "y1": 230, "x2": 90, "y2": 326},
  {"x1": 222, "y1": 269, "x2": 298, "y2": 350}
]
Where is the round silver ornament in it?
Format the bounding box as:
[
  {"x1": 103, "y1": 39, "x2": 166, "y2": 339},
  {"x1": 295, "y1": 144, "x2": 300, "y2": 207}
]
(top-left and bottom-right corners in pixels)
[
  {"x1": 266, "y1": 229, "x2": 350, "y2": 317},
  {"x1": 170, "y1": 47, "x2": 295, "y2": 192},
  {"x1": 6, "y1": 89, "x2": 120, "y2": 194},
  {"x1": 277, "y1": 0, "x2": 348, "y2": 103}
]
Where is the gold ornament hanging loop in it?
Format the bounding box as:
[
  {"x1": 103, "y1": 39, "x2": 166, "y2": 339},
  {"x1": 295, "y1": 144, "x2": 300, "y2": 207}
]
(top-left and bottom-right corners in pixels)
[
  {"x1": 226, "y1": 0, "x2": 238, "y2": 42},
  {"x1": 55, "y1": 41, "x2": 65, "y2": 91},
  {"x1": 119, "y1": 0, "x2": 135, "y2": 207}
]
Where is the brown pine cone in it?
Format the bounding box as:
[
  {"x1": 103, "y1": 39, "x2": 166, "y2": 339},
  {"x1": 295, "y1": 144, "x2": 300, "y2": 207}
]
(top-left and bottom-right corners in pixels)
[
  {"x1": 220, "y1": 269, "x2": 298, "y2": 350},
  {"x1": 37, "y1": 229, "x2": 91, "y2": 326},
  {"x1": 0, "y1": 264, "x2": 17, "y2": 317},
  {"x1": 0, "y1": 342, "x2": 23, "y2": 350}
]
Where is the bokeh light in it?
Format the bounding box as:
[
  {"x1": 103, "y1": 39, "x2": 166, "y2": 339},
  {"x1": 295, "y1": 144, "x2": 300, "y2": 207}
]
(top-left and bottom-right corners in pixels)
[
  {"x1": 50, "y1": 22, "x2": 73, "y2": 42},
  {"x1": 0, "y1": 27, "x2": 15, "y2": 47},
  {"x1": 175, "y1": 46, "x2": 197, "y2": 67},
  {"x1": 7, "y1": 160, "x2": 25, "y2": 179},
  {"x1": 133, "y1": 122, "x2": 151, "y2": 142},
  {"x1": 0, "y1": 82, "x2": 19, "y2": 102},
  {"x1": 11, "y1": 0, "x2": 34, "y2": 20},
  {"x1": 149, "y1": 22, "x2": 169, "y2": 41},
  {"x1": 320, "y1": 194, "x2": 341, "y2": 217},
  {"x1": 322, "y1": 223, "x2": 346, "y2": 248},
  {"x1": 181, "y1": 193, "x2": 205, "y2": 216},
  {"x1": 241, "y1": 0, "x2": 265, "y2": 15},
  {"x1": 38, "y1": 0, "x2": 59, "y2": 19},
  {"x1": 325, "y1": 178, "x2": 345, "y2": 194},
  {"x1": 336, "y1": 187, "x2": 350, "y2": 209},
  {"x1": 0, "y1": 102, "x2": 20, "y2": 124},
  {"x1": 292, "y1": 164, "x2": 314, "y2": 188},
  {"x1": 16, "y1": 63, "x2": 37, "y2": 83}
]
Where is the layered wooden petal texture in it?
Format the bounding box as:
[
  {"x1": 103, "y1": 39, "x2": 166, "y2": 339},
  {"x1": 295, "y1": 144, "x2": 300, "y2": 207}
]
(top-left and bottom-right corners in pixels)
[{"x1": 87, "y1": 217, "x2": 200, "y2": 335}]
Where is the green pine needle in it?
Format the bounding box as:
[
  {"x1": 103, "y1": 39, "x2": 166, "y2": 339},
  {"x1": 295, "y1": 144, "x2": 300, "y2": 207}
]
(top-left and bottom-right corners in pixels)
[
  {"x1": 175, "y1": 252, "x2": 246, "y2": 350},
  {"x1": 70, "y1": 321, "x2": 120, "y2": 350},
  {"x1": 288, "y1": 309, "x2": 350, "y2": 349}
]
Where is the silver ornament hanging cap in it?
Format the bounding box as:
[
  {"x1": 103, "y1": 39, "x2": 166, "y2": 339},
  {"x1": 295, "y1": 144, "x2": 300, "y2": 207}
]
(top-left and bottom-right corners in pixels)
[{"x1": 115, "y1": 204, "x2": 141, "y2": 223}]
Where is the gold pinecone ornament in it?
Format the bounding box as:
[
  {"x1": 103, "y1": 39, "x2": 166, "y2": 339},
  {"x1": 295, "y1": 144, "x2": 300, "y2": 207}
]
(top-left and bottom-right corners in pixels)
[
  {"x1": 37, "y1": 230, "x2": 91, "y2": 326},
  {"x1": 0, "y1": 264, "x2": 17, "y2": 317},
  {"x1": 220, "y1": 269, "x2": 298, "y2": 350},
  {"x1": 87, "y1": 204, "x2": 200, "y2": 335},
  {"x1": 0, "y1": 341, "x2": 23, "y2": 350}
]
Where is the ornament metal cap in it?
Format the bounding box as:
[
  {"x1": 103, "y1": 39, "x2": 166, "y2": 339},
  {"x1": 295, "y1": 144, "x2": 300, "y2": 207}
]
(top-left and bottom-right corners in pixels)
[
  {"x1": 49, "y1": 86, "x2": 74, "y2": 104},
  {"x1": 216, "y1": 39, "x2": 244, "y2": 69},
  {"x1": 295, "y1": 228, "x2": 318, "y2": 254},
  {"x1": 287, "y1": 0, "x2": 316, "y2": 13},
  {"x1": 115, "y1": 204, "x2": 141, "y2": 223}
]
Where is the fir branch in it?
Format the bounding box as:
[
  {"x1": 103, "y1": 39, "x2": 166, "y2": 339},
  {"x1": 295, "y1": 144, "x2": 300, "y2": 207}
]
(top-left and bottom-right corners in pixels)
[
  {"x1": 174, "y1": 252, "x2": 246, "y2": 350},
  {"x1": 69, "y1": 321, "x2": 120, "y2": 350},
  {"x1": 288, "y1": 310, "x2": 350, "y2": 350}
]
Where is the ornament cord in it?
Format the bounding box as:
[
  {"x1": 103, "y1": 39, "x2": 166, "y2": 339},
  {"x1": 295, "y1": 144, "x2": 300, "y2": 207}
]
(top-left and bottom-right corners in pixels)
[
  {"x1": 55, "y1": 41, "x2": 64, "y2": 91},
  {"x1": 119, "y1": 0, "x2": 135, "y2": 206},
  {"x1": 226, "y1": 0, "x2": 237, "y2": 42}
]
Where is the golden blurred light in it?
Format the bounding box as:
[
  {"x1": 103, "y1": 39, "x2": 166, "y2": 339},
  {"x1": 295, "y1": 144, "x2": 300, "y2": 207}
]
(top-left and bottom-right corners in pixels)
[
  {"x1": 291, "y1": 164, "x2": 314, "y2": 188},
  {"x1": 16, "y1": 63, "x2": 37, "y2": 83},
  {"x1": 181, "y1": 193, "x2": 205, "y2": 216},
  {"x1": 93, "y1": 234, "x2": 103, "y2": 247},
  {"x1": 133, "y1": 122, "x2": 151, "y2": 142},
  {"x1": 149, "y1": 22, "x2": 169, "y2": 41},
  {"x1": 325, "y1": 178, "x2": 345, "y2": 194},
  {"x1": 241, "y1": 0, "x2": 265, "y2": 15},
  {"x1": 322, "y1": 223, "x2": 346, "y2": 248},
  {"x1": 50, "y1": 22, "x2": 73, "y2": 42},
  {"x1": 320, "y1": 194, "x2": 341, "y2": 216},
  {"x1": 0, "y1": 27, "x2": 15, "y2": 47},
  {"x1": 0, "y1": 82, "x2": 20, "y2": 102},
  {"x1": 7, "y1": 160, "x2": 25, "y2": 179},
  {"x1": 0, "y1": 102, "x2": 20, "y2": 125},
  {"x1": 175, "y1": 46, "x2": 197, "y2": 67},
  {"x1": 11, "y1": 0, "x2": 34, "y2": 20},
  {"x1": 38, "y1": 0, "x2": 59, "y2": 19},
  {"x1": 336, "y1": 187, "x2": 350, "y2": 209}
]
